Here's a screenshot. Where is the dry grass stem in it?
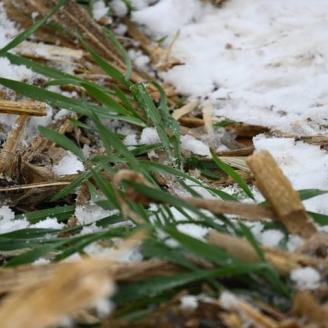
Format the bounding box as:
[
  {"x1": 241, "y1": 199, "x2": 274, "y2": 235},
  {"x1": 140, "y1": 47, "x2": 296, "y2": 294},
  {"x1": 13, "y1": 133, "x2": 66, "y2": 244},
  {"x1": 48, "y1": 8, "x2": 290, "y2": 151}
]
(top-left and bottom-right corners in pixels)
[
  {"x1": 0, "y1": 100, "x2": 47, "y2": 116},
  {"x1": 208, "y1": 231, "x2": 324, "y2": 276},
  {"x1": 0, "y1": 259, "x2": 115, "y2": 328},
  {"x1": 172, "y1": 100, "x2": 199, "y2": 120},
  {"x1": 0, "y1": 115, "x2": 29, "y2": 178}
]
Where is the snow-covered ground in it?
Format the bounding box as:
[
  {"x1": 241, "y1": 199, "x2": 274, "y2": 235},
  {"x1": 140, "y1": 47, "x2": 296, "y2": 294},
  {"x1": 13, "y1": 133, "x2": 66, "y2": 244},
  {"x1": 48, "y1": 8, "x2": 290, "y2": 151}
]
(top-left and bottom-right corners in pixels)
[
  {"x1": 133, "y1": 0, "x2": 328, "y2": 214},
  {"x1": 0, "y1": 0, "x2": 328, "y2": 226}
]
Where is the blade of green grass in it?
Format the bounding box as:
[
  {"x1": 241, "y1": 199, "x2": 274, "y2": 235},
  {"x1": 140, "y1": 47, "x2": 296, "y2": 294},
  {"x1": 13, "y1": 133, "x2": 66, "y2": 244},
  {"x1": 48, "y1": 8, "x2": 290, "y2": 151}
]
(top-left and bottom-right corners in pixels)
[
  {"x1": 39, "y1": 126, "x2": 84, "y2": 161},
  {"x1": 211, "y1": 150, "x2": 254, "y2": 199}
]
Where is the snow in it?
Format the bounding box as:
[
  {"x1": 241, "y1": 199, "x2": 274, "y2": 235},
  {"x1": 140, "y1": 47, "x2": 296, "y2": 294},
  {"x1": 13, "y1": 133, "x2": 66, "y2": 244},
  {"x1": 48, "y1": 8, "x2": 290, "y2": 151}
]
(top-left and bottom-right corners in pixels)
[
  {"x1": 180, "y1": 295, "x2": 198, "y2": 310},
  {"x1": 53, "y1": 152, "x2": 84, "y2": 176},
  {"x1": 259, "y1": 229, "x2": 284, "y2": 248},
  {"x1": 132, "y1": 0, "x2": 202, "y2": 38},
  {"x1": 290, "y1": 267, "x2": 321, "y2": 290},
  {"x1": 130, "y1": 0, "x2": 156, "y2": 10},
  {"x1": 0, "y1": 206, "x2": 64, "y2": 235},
  {"x1": 84, "y1": 242, "x2": 143, "y2": 262},
  {"x1": 0, "y1": 206, "x2": 28, "y2": 233},
  {"x1": 219, "y1": 291, "x2": 239, "y2": 310},
  {"x1": 181, "y1": 135, "x2": 210, "y2": 156},
  {"x1": 31, "y1": 217, "x2": 65, "y2": 229},
  {"x1": 92, "y1": 0, "x2": 110, "y2": 21},
  {"x1": 110, "y1": 0, "x2": 128, "y2": 17},
  {"x1": 287, "y1": 235, "x2": 305, "y2": 252},
  {"x1": 123, "y1": 133, "x2": 138, "y2": 146},
  {"x1": 140, "y1": 127, "x2": 160, "y2": 144},
  {"x1": 133, "y1": 0, "x2": 328, "y2": 136},
  {"x1": 128, "y1": 49, "x2": 150, "y2": 71},
  {"x1": 0, "y1": 4, "x2": 35, "y2": 83},
  {"x1": 94, "y1": 298, "x2": 114, "y2": 317},
  {"x1": 75, "y1": 203, "x2": 116, "y2": 225},
  {"x1": 170, "y1": 207, "x2": 209, "y2": 240},
  {"x1": 253, "y1": 135, "x2": 328, "y2": 215}
]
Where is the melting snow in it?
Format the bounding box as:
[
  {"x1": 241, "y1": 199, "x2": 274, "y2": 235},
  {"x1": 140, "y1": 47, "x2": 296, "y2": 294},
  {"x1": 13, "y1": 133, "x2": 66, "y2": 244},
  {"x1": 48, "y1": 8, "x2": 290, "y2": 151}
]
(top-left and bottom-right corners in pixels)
[
  {"x1": 53, "y1": 152, "x2": 85, "y2": 176},
  {"x1": 133, "y1": 0, "x2": 328, "y2": 136},
  {"x1": 290, "y1": 267, "x2": 321, "y2": 289}
]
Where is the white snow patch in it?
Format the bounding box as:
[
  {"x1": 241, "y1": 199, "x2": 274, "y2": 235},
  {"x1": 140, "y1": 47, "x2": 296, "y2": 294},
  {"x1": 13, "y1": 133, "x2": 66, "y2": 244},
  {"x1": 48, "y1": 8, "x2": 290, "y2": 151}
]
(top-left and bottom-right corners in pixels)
[
  {"x1": 140, "y1": 127, "x2": 160, "y2": 144},
  {"x1": 75, "y1": 203, "x2": 116, "y2": 225},
  {"x1": 0, "y1": 4, "x2": 36, "y2": 83},
  {"x1": 287, "y1": 235, "x2": 305, "y2": 252},
  {"x1": 180, "y1": 295, "x2": 198, "y2": 310},
  {"x1": 259, "y1": 229, "x2": 284, "y2": 248},
  {"x1": 124, "y1": 133, "x2": 138, "y2": 146},
  {"x1": 111, "y1": 0, "x2": 128, "y2": 17},
  {"x1": 33, "y1": 258, "x2": 51, "y2": 266},
  {"x1": 290, "y1": 267, "x2": 321, "y2": 290},
  {"x1": 181, "y1": 135, "x2": 210, "y2": 156},
  {"x1": 130, "y1": 0, "x2": 156, "y2": 10},
  {"x1": 53, "y1": 152, "x2": 84, "y2": 176},
  {"x1": 92, "y1": 0, "x2": 110, "y2": 20},
  {"x1": 0, "y1": 206, "x2": 29, "y2": 233},
  {"x1": 85, "y1": 242, "x2": 143, "y2": 262},
  {"x1": 134, "y1": 0, "x2": 328, "y2": 135},
  {"x1": 170, "y1": 207, "x2": 209, "y2": 240},
  {"x1": 219, "y1": 291, "x2": 239, "y2": 310},
  {"x1": 94, "y1": 298, "x2": 115, "y2": 317},
  {"x1": 132, "y1": 0, "x2": 202, "y2": 38},
  {"x1": 31, "y1": 217, "x2": 65, "y2": 230}
]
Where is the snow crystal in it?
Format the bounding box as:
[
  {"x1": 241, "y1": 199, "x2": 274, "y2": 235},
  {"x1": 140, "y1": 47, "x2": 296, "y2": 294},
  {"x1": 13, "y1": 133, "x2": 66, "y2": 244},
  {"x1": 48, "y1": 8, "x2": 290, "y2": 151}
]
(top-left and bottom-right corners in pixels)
[
  {"x1": 140, "y1": 127, "x2": 160, "y2": 144},
  {"x1": 123, "y1": 133, "x2": 138, "y2": 146},
  {"x1": 290, "y1": 267, "x2": 321, "y2": 290},
  {"x1": 94, "y1": 298, "x2": 115, "y2": 317},
  {"x1": 53, "y1": 152, "x2": 84, "y2": 176},
  {"x1": 287, "y1": 235, "x2": 305, "y2": 252},
  {"x1": 113, "y1": 24, "x2": 128, "y2": 36},
  {"x1": 181, "y1": 135, "x2": 210, "y2": 156},
  {"x1": 180, "y1": 295, "x2": 198, "y2": 310},
  {"x1": 33, "y1": 258, "x2": 51, "y2": 266},
  {"x1": 92, "y1": 0, "x2": 110, "y2": 21},
  {"x1": 128, "y1": 49, "x2": 150, "y2": 71},
  {"x1": 259, "y1": 229, "x2": 284, "y2": 248},
  {"x1": 75, "y1": 203, "x2": 116, "y2": 225},
  {"x1": 170, "y1": 207, "x2": 209, "y2": 240},
  {"x1": 219, "y1": 291, "x2": 239, "y2": 310},
  {"x1": 0, "y1": 5, "x2": 35, "y2": 83},
  {"x1": 132, "y1": 0, "x2": 202, "y2": 38},
  {"x1": 130, "y1": 0, "x2": 156, "y2": 10},
  {"x1": 85, "y1": 242, "x2": 143, "y2": 262},
  {"x1": 0, "y1": 206, "x2": 29, "y2": 233},
  {"x1": 110, "y1": 0, "x2": 128, "y2": 17},
  {"x1": 31, "y1": 217, "x2": 65, "y2": 230}
]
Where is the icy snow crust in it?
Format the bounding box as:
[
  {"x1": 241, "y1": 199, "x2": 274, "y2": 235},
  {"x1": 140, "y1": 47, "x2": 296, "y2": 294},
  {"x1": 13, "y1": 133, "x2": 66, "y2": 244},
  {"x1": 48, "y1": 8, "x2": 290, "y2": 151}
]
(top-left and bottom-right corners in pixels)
[{"x1": 133, "y1": 0, "x2": 328, "y2": 136}]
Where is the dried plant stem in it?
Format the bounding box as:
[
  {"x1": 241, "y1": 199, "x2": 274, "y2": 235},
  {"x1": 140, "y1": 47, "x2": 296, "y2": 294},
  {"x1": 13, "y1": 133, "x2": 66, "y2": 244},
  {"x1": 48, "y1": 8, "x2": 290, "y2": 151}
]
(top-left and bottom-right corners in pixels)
[
  {"x1": 172, "y1": 100, "x2": 199, "y2": 120},
  {"x1": 0, "y1": 115, "x2": 29, "y2": 177},
  {"x1": 0, "y1": 259, "x2": 115, "y2": 328},
  {"x1": 0, "y1": 100, "x2": 46, "y2": 116},
  {"x1": 208, "y1": 231, "x2": 324, "y2": 276},
  {"x1": 184, "y1": 197, "x2": 274, "y2": 220},
  {"x1": 16, "y1": 41, "x2": 84, "y2": 61}
]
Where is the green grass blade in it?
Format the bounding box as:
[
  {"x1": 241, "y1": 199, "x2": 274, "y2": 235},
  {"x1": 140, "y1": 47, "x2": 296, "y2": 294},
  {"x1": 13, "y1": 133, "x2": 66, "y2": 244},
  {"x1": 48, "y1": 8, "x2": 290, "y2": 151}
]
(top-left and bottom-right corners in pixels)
[
  {"x1": 105, "y1": 29, "x2": 132, "y2": 80},
  {"x1": 39, "y1": 126, "x2": 84, "y2": 161},
  {"x1": 211, "y1": 150, "x2": 254, "y2": 199}
]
